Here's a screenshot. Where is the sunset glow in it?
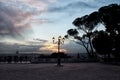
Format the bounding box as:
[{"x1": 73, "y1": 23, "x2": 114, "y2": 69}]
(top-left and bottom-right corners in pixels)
[
  {"x1": 40, "y1": 44, "x2": 67, "y2": 53},
  {"x1": 0, "y1": 0, "x2": 119, "y2": 54}
]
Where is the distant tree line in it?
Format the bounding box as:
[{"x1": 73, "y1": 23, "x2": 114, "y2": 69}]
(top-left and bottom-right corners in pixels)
[
  {"x1": 0, "y1": 52, "x2": 71, "y2": 63},
  {"x1": 65, "y1": 4, "x2": 120, "y2": 62},
  {"x1": 0, "y1": 56, "x2": 29, "y2": 63}
]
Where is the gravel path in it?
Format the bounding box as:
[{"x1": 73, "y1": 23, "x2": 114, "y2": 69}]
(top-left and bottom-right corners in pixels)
[{"x1": 0, "y1": 63, "x2": 120, "y2": 80}]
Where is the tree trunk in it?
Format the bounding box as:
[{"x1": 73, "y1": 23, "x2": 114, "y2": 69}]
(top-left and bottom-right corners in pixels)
[
  {"x1": 107, "y1": 53, "x2": 111, "y2": 62},
  {"x1": 88, "y1": 36, "x2": 94, "y2": 57},
  {"x1": 81, "y1": 41, "x2": 91, "y2": 58}
]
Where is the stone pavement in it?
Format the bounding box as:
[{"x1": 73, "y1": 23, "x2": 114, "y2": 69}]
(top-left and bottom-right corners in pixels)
[{"x1": 0, "y1": 63, "x2": 120, "y2": 80}]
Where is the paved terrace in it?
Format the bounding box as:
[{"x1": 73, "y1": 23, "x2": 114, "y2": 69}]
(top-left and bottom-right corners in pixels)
[{"x1": 0, "y1": 63, "x2": 120, "y2": 80}]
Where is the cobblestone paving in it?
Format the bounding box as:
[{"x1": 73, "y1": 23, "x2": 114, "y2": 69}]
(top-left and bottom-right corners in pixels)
[{"x1": 0, "y1": 63, "x2": 120, "y2": 80}]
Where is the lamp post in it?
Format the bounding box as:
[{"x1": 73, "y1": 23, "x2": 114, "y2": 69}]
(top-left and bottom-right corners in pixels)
[{"x1": 52, "y1": 36, "x2": 65, "y2": 66}]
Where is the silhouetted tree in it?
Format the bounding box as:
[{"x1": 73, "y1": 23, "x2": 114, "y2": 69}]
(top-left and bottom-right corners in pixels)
[
  {"x1": 7, "y1": 56, "x2": 12, "y2": 63},
  {"x1": 16, "y1": 51, "x2": 19, "y2": 54},
  {"x1": 25, "y1": 56, "x2": 28, "y2": 62},
  {"x1": 66, "y1": 4, "x2": 120, "y2": 61},
  {"x1": 112, "y1": 34, "x2": 120, "y2": 61},
  {"x1": 91, "y1": 4, "x2": 120, "y2": 62},
  {"x1": 98, "y1": 4, "x2": 120, "y2": 33},
  {"x1": 66, "y1": 12, "x2": 100, "y2": 58},
  {"x1": 77, "y1": 53, "x2": 80, "y2": 59},
  {"x1": 92, "y1": 31, "x2": 112, "y2": 61},
  {"x1": 0, "y1": 56, "x2": 3, "y2": 62},
  {"x1": 19, "y1": 56, "x2": 23, "y2": 63},
  {"x1": 51, "y1": 52, "x2": 68, "y2": 58},
  {"x1": 14, "y1": 56, "x2": 19, "y2": 63}
]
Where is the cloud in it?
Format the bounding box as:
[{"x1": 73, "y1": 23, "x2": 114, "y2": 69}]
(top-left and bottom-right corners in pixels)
[
  {"x1": 48, "y1": 1, "x2": 97, "y2": 13},
  {"x1": 48, "y1": 0, "x2": 58, "y2": 3},
  {"x1": 30, "y1": 18, "x2": 54, "y2": 24},
  {"x1": 0, "y1": 0, "x2": 52, "y2": 13},
  {"x1": 20, "y1": 0, "x2": 48, "y2": 12},
  {"x1": 0, "y1": 40, "x2": 48, "y2": 54},
  {"x1": 62, "y1": 41, "x2": 88, "y2": 53},
  {"x1": 0, "y1": 2, "x2": 33, "y2": 39},
  {"x1": 40, "y1": 44, "x2": 67, "y2": 53},
  {"x1": 0, "y1": 0, "x2": 57, "y2": 27},
  {"x1": 39, "y1": 40, "x2": 87, "y2": 54},
  {"x1": 33, "y1": 38, "x2": 48, "y2": 43},
  {"x1": 0, "y1": 42, "x2": 19, "y2": 53}
]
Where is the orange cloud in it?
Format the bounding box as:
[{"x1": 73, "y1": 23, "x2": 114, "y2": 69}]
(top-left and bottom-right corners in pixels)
[{"x1": 40, "y1": 43, "x2": 67, "y2": 53}]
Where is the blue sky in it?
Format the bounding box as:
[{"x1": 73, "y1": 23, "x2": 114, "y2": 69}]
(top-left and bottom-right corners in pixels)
[{"x1": 0, "y1": 0, "x2": 120, "y2": 54}]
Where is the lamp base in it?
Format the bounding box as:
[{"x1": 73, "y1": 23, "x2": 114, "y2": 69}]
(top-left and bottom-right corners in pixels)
[{"x1": 55, "y1": 64, "x2": 63, "y2": 67}]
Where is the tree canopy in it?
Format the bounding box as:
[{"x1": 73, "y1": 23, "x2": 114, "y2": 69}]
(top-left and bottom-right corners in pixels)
[{"x1": 66, "y1": 4, "x2": 120, "y2": 60}]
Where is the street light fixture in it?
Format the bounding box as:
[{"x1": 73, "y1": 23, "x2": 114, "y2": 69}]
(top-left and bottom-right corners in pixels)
[{"x1": 52, "y1": 36, "x2": 65, "y2": 66}]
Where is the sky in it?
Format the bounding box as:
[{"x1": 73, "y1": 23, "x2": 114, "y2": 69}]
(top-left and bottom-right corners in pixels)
[{"x1": 0, "y1": 0, "x2": 120, "y2": 54}]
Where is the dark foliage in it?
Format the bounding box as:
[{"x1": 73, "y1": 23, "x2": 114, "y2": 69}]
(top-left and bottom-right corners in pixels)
[
  {"x1": 92, "y1": 4, "x2": 120, "y2": 61},
  {"x1": 92, "y1": 31, "x2": 112, "y2": 55},
  {"x1": 51, "y1": 52, "x2": 71, "y2": 58},
  {"x1": 66, "y1": 3, "x2": 120, "y2": 61},
  {"x1": 113, "y1": 35, "x2": 120, "y2": 58},
  {"x1": 67, "y1": 29, "x2": 79, "y2": 36}
]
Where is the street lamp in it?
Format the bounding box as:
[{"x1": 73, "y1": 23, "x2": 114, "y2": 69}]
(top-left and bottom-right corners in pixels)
[{"x1": 52, "y1": 36, "x2": 65, "y2": 66}]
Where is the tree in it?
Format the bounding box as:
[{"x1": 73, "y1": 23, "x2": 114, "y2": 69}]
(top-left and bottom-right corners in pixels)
[
  {"x1": 66, "y1": 28, "x2": 92, "y2": 57},
  {"x1": 98, "y1": 4, "x2": 120, "y2": 33},
  {"x1": 92, "y1": 31, "x2": 112, "y2": 61},
  {"x1": 112, "y1": 34, "x2": 120, "y2": 61},
  {"x1": 66, "y1": 12, "x2": 100, "y2": 58},
  {"x1": 91, "y1": 4, "x2": 120, "y2": 61},
  {"x1": 66, "y1": 4, "x2": 120, "y2": 61}
]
